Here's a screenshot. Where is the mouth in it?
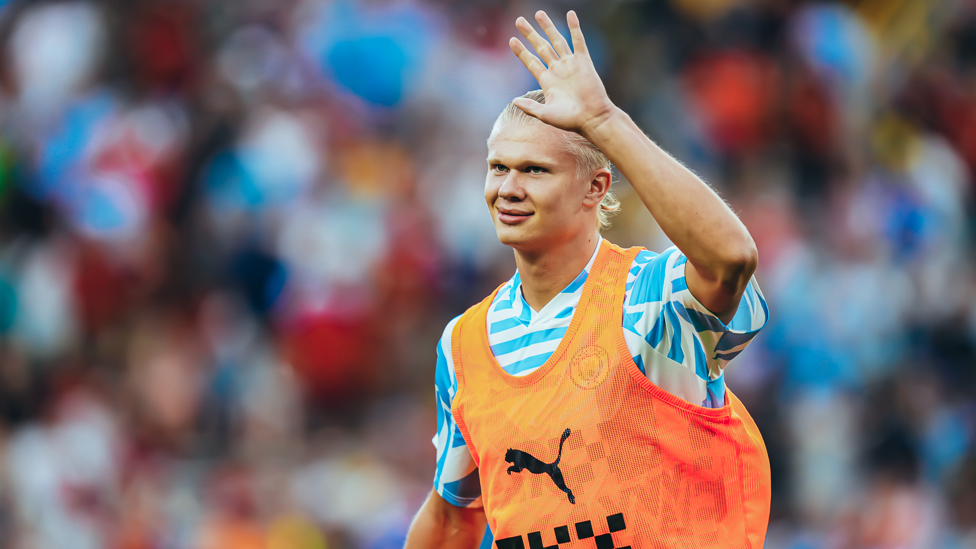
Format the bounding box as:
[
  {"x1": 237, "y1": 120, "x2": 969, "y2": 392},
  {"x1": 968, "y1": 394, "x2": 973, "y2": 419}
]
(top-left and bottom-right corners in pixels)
[{"x1": 497, "y1": 207, "x2": 533, "y2": 225}]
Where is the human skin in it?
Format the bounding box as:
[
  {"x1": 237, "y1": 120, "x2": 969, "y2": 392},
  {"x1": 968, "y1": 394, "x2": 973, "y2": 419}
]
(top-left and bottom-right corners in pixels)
[
  {"x1": 403, "y1": 489, "x2": 487, "y2": 549},
  {"x1": 406, "y1": 10, "x2": 758, "y2": 547},
  {"x1": 504, "y1": 10, "x2": 758, "y2": 321},
  {"x1": 484, "y1": 120, "x2": 612, "y2": 313}
]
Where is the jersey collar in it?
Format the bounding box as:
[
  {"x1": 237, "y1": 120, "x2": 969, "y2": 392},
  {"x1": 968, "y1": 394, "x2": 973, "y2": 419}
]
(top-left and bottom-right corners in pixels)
[{"x1": 510, "y1": 236, "x2": 603, "y2": 327}]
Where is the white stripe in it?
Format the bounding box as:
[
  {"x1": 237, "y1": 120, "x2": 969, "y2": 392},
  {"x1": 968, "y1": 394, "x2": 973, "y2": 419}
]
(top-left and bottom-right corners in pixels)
[
  {"x1": 433, "y1": 244, "x2": 770, "y2": 508},
  {"x1": 440, "y1": 444, "x2": 478, "y2": 482},
  {"x1": 440, "y1": 315, "x2": 462, "y2": 397},
  {"x1": 489, "y1": 317, "x2": 572, "y2": 344},
  {"x1": 494, "y1": 339, "x2": 562, "y2": 366}
]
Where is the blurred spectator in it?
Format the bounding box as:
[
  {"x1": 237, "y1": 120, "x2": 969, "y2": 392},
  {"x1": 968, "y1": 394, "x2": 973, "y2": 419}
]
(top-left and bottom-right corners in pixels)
[{"x1": 0, "y1": 0, "x2": 971, "y2": 547}]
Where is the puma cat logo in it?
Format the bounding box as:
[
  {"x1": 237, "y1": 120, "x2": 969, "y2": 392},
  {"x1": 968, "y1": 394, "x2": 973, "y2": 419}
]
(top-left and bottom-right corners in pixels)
[{"x1": 505, "y1": 428, "x2": 576, "y2": 504}]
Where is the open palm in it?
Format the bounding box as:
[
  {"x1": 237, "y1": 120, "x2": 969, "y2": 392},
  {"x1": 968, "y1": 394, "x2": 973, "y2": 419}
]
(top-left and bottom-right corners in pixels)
[{"x1": 509, "y1": 11, "x2": 616, "y2": 136}]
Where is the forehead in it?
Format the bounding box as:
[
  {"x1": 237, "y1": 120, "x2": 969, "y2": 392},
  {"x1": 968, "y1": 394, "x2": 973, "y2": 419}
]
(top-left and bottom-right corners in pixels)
[{"x1": 487, "y1": 122, "x2": 575, "y2": 165}]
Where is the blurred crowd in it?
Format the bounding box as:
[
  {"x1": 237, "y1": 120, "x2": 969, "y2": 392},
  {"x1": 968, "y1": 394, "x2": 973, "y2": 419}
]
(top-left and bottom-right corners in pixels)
[{"x1": 0, "y1": 0, "x2": 973, "y2": 547}]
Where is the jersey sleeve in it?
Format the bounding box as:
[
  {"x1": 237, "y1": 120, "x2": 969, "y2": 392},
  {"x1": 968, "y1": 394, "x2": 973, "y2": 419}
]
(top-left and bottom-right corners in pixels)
[
  {"x1": 431, "y1": 316, "x2": 483, "y2": 508},
  {"x1": 622, "y1": 247, "x2": 769, "y2": 408}
]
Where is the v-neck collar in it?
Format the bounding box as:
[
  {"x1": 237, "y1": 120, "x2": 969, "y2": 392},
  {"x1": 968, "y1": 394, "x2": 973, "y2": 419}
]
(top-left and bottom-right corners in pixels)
[{"x1": 510, "y1": 237, "x2": 603, "y2": 327}]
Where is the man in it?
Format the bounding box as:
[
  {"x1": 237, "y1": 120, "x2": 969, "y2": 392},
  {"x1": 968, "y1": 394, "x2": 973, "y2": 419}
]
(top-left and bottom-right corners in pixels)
[{"x1": 406, "y1": 10, "x2": 770, "y2": 549}]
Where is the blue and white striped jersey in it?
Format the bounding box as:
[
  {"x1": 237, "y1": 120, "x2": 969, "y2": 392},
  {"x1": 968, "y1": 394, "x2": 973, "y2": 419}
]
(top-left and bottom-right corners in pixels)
[{"x1": 432, "y1": 238, "x2": 768, "y2": 508}]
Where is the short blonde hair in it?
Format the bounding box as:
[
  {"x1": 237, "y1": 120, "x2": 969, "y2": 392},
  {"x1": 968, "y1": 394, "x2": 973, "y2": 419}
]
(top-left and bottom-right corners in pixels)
[{"x1": 489, "y1": 90, "x2": 620, "y2": 231}]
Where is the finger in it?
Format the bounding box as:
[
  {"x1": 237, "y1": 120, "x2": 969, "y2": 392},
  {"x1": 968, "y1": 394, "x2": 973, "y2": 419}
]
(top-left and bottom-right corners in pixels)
[
  {"x1": 512, "y1": 98, "x2": 545, "y2": 121},
  {"x1": 567, "y1": 10, "x2": 589, "y2": 55},
  {"x1": 515, "y1": 16, "x2": 559, "y2": 66},
  {"x1": 509, "y1": 37, "x2": 547, "y2": 81},
  {"x1": 535, "y1": 11, "x2": 572, "y2": 57}
]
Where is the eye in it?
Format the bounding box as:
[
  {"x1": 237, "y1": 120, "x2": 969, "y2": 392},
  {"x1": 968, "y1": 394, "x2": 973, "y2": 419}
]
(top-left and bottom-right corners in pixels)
[
  {"x1": 491, "y1": 164, "x2": 509, "y2": 174},
  {"x1": 526, "y1": 166, "x2": 547, "y2": 174}
]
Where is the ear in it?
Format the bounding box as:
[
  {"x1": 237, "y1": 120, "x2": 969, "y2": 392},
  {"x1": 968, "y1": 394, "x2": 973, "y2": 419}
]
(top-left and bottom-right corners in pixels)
[{"x1": 581, "y1": 168, "x2": 612, "y2": 209}]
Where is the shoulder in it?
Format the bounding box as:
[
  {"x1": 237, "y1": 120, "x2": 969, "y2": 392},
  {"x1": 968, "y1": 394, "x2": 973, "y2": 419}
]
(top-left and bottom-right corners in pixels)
[
  {"x1": 626, "y1": 246, "x2": 682, "y2": 271},
  {"x1": 434, "y1": 315, "x2": 464, "y2": 398},
  {"x1": 437, "y1": 315, "x2": 464, "y2": 362},
  {"x1": 443, "y1": 272, "x2": 518, "y2": 357},
  {"x1": 625, "y1": 246, "x2": 685, "y2": 304}
]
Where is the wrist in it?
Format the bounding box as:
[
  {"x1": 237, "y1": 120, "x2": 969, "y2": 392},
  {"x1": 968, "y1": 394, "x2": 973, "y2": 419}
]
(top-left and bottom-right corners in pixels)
[{"x1": 580, "y1": 104, "x2": 626, "y2": 143}]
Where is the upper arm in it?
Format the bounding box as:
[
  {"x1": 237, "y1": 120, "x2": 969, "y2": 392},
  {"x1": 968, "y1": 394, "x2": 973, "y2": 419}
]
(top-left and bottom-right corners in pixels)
[
  {"x1": 684, "y1": 245, "x2": 759, "y2": 324},
  {"x1": 623, "y1": 248, "x2": 768, "y2": 405},
  {"x1": 410, "y1": 318, "x2": 488, "y2": 548},
  {"x1": 432, "y1": 316, "x2": 483, "y2": 508}
]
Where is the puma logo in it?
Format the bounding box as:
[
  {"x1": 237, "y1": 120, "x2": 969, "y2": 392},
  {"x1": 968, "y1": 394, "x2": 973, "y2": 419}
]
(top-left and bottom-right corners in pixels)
[{"x1": 505, "y1": 428, "x2": 576, "y2": 504}]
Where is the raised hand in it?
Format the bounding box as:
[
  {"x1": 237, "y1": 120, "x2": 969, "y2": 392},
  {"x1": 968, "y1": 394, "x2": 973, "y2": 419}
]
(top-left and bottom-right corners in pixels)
[{"x1": 509, "y1": 11, "x2": 617, "y2": 138}]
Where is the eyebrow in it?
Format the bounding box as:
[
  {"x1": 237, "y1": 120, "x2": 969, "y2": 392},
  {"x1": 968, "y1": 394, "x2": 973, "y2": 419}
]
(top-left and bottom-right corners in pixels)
[{"x1": 486, "y1": 156, "x2": 559, "y2": 167}]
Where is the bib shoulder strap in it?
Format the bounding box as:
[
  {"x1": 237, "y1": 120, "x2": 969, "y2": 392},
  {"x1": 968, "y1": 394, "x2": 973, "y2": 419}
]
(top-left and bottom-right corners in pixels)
[
  {"x1": 592, "y1": 240, "x2": 642, "y2": 298},
  {"x1": 607, "y1": 241, "x2": 642, "y2": 268},
  {"x1": 451, "y1": 283, "x2": 504, "y2": 388},
  {"x1": 450, "y1": 283, "x2": 505, "y2": 468}
]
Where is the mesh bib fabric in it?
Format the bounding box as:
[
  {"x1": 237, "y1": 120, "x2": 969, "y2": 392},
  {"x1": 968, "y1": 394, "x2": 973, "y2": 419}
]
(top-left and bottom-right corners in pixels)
[{"x1": 451, "y1": 240, "x2": 770, "y2": 549}]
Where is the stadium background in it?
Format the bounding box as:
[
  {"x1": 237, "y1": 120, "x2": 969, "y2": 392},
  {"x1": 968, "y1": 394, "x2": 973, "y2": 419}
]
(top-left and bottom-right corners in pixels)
[{"x1": 0, "y1": 0, "x2": 973, "y2": 547}]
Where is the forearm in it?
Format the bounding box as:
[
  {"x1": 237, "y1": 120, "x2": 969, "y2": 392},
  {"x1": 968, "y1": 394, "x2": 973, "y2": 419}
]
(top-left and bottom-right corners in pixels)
[
  {"x1": 405, "y1": 490, "x2": 487, "y2": 549},
  {"x1": 505, "y1": 9, "x2": 756, "y2": 318},
  {"x1": 582, "y1": 107, "x2": 757, "y2": 316}
]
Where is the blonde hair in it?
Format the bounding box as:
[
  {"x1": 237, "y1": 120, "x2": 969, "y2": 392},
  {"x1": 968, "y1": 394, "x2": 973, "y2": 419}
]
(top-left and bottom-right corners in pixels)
[{"x1": 489, "y1": 90, "x2": 620, "y2": 231}]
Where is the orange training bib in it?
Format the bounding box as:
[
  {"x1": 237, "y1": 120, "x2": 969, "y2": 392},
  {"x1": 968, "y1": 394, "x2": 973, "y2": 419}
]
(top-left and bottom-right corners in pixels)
[{"x1": 451, "y1": 240, "x2": 770, "y2": 549}]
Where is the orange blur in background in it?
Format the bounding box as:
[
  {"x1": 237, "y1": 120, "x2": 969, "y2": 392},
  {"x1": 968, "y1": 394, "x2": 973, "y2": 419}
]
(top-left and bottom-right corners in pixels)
[{"x1": 0, "y1": 0, "x2": 973, "y2": 548}]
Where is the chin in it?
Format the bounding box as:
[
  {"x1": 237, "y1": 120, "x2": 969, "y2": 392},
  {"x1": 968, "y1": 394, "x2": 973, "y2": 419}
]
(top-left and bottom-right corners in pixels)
[{"x1": 494, "y1": 224, "x2": 533, "y2": 248}]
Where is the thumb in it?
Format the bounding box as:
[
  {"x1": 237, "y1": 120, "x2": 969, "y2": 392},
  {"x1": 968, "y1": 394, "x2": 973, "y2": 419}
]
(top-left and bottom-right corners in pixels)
[{"x1": 512, "y1": 98, "x2": 545, "y2": 121}]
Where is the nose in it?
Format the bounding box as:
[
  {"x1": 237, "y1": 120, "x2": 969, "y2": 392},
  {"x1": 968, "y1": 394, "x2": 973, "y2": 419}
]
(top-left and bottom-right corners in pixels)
[{"x1": 498, "y1": 171, "x2": 525, "y2": 202}]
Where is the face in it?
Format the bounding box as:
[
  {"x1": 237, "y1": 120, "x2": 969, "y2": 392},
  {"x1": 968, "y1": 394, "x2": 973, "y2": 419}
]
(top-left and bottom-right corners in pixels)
[{"x1": 485, "y1": 122, "x2": 608, "y2": 253}]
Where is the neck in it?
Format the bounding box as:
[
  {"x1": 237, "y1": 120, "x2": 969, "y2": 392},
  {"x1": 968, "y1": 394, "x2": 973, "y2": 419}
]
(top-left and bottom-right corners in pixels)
[{"x1": 514, "y1": 230, "x2": 601, "y2": 312}]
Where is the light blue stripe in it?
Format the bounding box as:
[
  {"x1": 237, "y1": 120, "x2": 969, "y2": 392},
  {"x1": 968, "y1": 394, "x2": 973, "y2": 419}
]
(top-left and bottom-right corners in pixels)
[
  {"x1": 472, "y1": 245, "x2": 767, "y2": 419},
  {"x1": 479, "y1": 526, "x2": 493, "y2": 549},
  {"x1": 645, "y1": 308, "x2": 667, "y2": 349},
  {"x1": 517, "y1": 294, "x2": 532, "y2": 325},
  {"x1": 671, "y1": 276, "x2": 688, "y2": 293},
  {"x1": 433, "y1": 412, "x2": 454, "y2": 490},
  {"x1": 692, "y1": 334, "x2": 708, "y2": 380},
  {"x1": 434, "y1": 334, "x2": 456, "y2": 400},
  {"x1": 561, "y1": 270, "x2": 588, "y2": 294},
  {"x1": 715, "y1": 330, "x2": 760, "y2": 352},
  {"x1": 503, "y1": 352, "x2": 552, "y2": 375},
  {"x1": 433, "y1": 336, "x2": 455, "y2": 491},
  {"x1": 440, "y1": 469, "x2": 483, "y2": 507},
  {"x1": 491, "y1": 283, "x2": 511, "y2": 304},
  {"x1": 489, "y1": 317, "x2": 522, "y2": 334},
  {"x1": 729, "y1": 287, "x2": 754, "y2": 332},
  {"x1": 634, "y1": 250, "x2": 655, "y2": 264},
  {"x1": 628, "y1": 248, "x2": 675, "y2": 306},
  {"x1": 490, "y1": 327, "x2": 568, "y2": 356},
  {"x1": 450, "y1": 420, "x2": 468, "y2": 447},
  {"x1": 623, "y1": 310, "x2": 643, "y2": 336},
  {"x1": 509, "y1": 273, "x2": 521, "y2": 302},
  {"x1": 633, "y1": 353, "x2": 645, "y2": 374},
  {"x1": 730, "y1": 285, "x2": 766, "y2": 333},
  {"x1": 676, "y1": 303, "x2": 726, "y2": 334},
  {"x1": 493, "y1": 299, "x2": 512, "y2": 312},
  {"x1": 665, "y1": 304, "x2": 684, "y2": 363},
  {"x1": 705, "y1": 376, "x2": 725, "y2": 407}
]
